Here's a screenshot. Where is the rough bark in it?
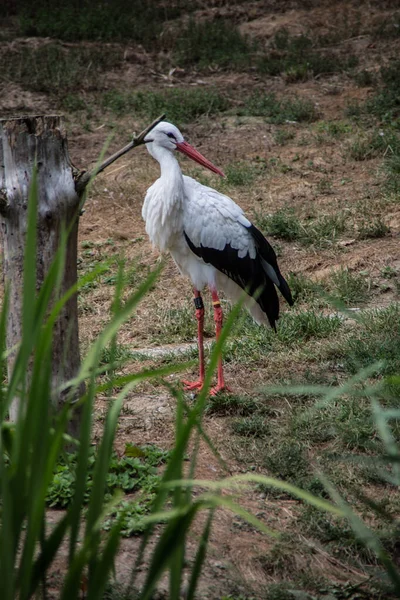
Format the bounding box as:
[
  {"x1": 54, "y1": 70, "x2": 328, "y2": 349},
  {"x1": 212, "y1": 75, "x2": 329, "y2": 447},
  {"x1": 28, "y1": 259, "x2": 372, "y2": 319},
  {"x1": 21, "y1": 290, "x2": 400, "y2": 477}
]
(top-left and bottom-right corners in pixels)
[{"x1": 0, "y1": 115, "x2": 82, "y2": 435}]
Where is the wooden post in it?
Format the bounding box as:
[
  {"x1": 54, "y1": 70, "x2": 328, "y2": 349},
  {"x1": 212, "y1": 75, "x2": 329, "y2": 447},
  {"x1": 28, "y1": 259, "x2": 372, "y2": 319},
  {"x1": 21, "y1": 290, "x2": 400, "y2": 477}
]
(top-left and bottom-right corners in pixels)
[
  {"x1": 0, "y1": 116, "x2": 82, "y2": 434},
  {"x1": 0, "y1": 113, "x2": 165, "y2": 438}
]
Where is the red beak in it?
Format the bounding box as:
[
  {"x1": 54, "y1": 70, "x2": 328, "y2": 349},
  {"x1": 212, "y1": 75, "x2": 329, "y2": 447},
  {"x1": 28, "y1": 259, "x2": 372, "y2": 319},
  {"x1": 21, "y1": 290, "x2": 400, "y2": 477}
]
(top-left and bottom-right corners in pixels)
[{"x1": 176, "y1": 141, "x2": 225, "y2": 177}]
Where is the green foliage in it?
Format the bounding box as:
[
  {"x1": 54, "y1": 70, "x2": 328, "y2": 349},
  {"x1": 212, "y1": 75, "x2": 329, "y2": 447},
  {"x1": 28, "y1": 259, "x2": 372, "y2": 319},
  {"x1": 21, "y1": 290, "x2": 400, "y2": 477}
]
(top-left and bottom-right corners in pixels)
[
  {"x1": 274, "y1": 128, "x2": 296, "y2": 145},
  {"x1": 262, "y1": 439, "x2": 310, "y2": 485},
  {"x1": 256, "y1": 208, "x2": 301, "y2": 241},
  {"x1": 257, "y1": 209, "x2": 347, "y2": 247},
  {"x1": 285, "y1": 272, "x2": 322, "y2": 304},
  {"x1": 257, "y1": 27, "x2": 358, "y2": 79},
  {"x1": 103, "y1": 88, "x2": 229, "y2": 123},
  {"x1": 224, "y1": 161, "x2": 259, "y2": 187},
  {"x1": 206, "y1": 393, "x2": 258, "y2": 416},
  {"x1": 47, "y1": 445, "x2": 168, "y2": 512},
  {"x1": 365, "y1": 61, "x2": 400, "y2": 127},
  {"x1": 291, "y1": 394, "x2": 380, "y2": 452},
  {"x1": 385, "y1": 153, "x2": 400, "y2": 194},
  {"x1": 0, "y1": 43, "x2": 122, "y2": 94},
  {"x1": 276, "y1": 311, "x2": 342, "y2": 344},
  {"x1": 328, "y1": 267, "x2": 370, "y2": 305},
  {"x1": 373, "y1": 13, "x2": 400, "y2": 39},
  {"x1": 316, "y1": 120, "x2": 352, "y2": 138},
  {"x1": 151, "y1": 305, "x2": 199, "y2": 344},
  {"x1": 358, "y1": 218, "x2": 390, "y2": 239},
  {"x1": 354, "y1": 68, "x2": 376, "y2": 87},
  {"x1": 236, "y1": 92, "x2": 317, "y2": 123},
  {"x1": 347, "y1": 129, "x2": 400, "y2": 161},
  {"x1": 300, "y1": 214, "x2": 346, "y2": 247},
  {"x1": 173, "y1": 19, "x2": 256, "y2": 69},
  {"x1": 18, "y1": 0, "x2": 187, "y2": 46},
  {"x1": 336, "y1": 304, "x2": 400, "y2": 376},
  {"x1": 231, "y1": 415, "x2": 269, "y2": 437}
]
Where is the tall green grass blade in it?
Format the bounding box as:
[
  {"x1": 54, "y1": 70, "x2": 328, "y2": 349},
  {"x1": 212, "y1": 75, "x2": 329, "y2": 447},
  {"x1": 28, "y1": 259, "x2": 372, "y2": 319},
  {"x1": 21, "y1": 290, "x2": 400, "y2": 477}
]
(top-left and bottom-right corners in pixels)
[
  {"x1": 321, "y1": 474, "x2": 400, "y2": 593},
  {"x1": 140, "y1": 507, "x2": 199, "y2": 600},
  {"x1": 30, "y1": 513, "x2": 70, "y2": 597},
  {"x1": 85, "y1": 384, "x2": 127, "y2": 570},
  {"x1": 86, "y1": 520, "x2": 121, "y2": 600},
  {"x1": 186, "y1": 509, "x2": 214, "y2": 600},
  {"x1": 372, "y1": 399, "x2": 400, "y2": 484},
  {"x1": 68, "y1": 371, "x2": 95, "y2": 563},
  {"x1": 164, "y1": 474, "x2": 343, "y2": 516},
  {"x1": 199, "y1": 494, "x2": 278, "y2": 537},
  {"x1": 18, "y1": 334, "x2": 54, "y2": 600},
  {"x1": 0, "y1": 450, "x2": 15, "y2": 600}
]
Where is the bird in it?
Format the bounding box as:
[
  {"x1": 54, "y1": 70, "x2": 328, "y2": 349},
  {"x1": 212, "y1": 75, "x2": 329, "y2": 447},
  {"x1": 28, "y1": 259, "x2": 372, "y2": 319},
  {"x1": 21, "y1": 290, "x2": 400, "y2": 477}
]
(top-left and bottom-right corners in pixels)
[{"x1": 142, "y1": 121, "x2": 293, "y2": 395}]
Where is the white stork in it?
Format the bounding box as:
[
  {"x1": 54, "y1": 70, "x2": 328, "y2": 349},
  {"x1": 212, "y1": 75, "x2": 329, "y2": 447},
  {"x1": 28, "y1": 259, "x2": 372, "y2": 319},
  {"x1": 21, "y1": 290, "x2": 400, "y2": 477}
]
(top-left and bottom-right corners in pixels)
[{"x1": 142, "y1": 121, "x2": 293, "y2": 395}]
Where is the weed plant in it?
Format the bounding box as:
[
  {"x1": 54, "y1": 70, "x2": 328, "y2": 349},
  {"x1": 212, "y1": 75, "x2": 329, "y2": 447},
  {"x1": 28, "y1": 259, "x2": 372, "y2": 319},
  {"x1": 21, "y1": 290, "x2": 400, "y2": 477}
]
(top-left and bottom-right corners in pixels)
[
  {"x1": 0, "y1": 44, "x2": 122, "y2": 95},
  {"x1": 18, "y1": 0, "x2": 187, "y2": 45},
  {"x1": 256, "y1": 209, "x2": 347, "y2": 248},
  {"x1": 173, "y1": 19, "x2": 256, "y2": 69},
  {"x1": 103, "y1": 88, "x2": 229, "y2": 123},
  {"x1": 257, "y1": 28, "x2": 358, "y2": 80}
]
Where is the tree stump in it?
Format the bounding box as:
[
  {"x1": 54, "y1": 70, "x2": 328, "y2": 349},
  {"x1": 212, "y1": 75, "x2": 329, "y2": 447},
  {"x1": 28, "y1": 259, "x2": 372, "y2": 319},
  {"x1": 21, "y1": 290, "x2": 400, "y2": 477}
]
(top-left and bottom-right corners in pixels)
[{"x1": 0, "y1": 115, "x2": 83, "y2": 434}]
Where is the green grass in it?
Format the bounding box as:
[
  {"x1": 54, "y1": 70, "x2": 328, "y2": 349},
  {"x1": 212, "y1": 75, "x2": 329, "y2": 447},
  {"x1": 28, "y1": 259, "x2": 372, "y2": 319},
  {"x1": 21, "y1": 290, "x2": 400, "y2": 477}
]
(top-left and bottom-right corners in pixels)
[
  {"x1": 333, "y1": 304, "x2": 400, "y2": 376},
  {"x1": 256, "y1": 209, "x2": 347, "y2": 247},
  {"x1": 301, "y1": 214, "x2": 347, "y2": 246},
  {"x1": 102, "y1": 88, "x2": 230, "y2": 123},
  {"x1": 0, "y1": 43, "x2": 122, "y2": 94},
  {"x1": 224, "y1": 161, "x2": 259, "y2": 187},
  {"x1": 346, "y1": 129, "x2": 400, "y2": 161},
  {"x1": 206, "y1": 393, "x2": 258, "y2": 416},
  {"x1": 256, "y1": 208, "x2": 301, "y2": 241},
  {"x1": 224, "y1": 309, "x2": 341, "y2": 367},
  {"x1": 285, "y1": 272, "x2": 323, "y2": 305},
  {"x1": 173, "y1": 19, "x2": 256, "y2": 69},
  {"x1": 358, "y1": 218, "x2": 390, "y2": 239},
  {"x1": 372, "y1": 13, "x2": 400, "y2": 39},
  {"x1": 18, "y1": 0, "x2": 188, "y2": 46},
  {"x1": 365, "y1": 61, "x2": 400, "y2": 127},
  {"x1": 327, "y1": 267, "x2": 370, "y2": 305},
  {"x1": 276, "y1": 311, "x2": 342, "y2": 345},
  {"x1": 257, "y1": 27, "x2": 358, "y2": 80},
  {"x1": 291, "y1": 395, "x2": 380, "y2": 452},
  {"x1": 274, "y1": 128, "x2": 296, "y2": 145},
  {"x1": 237, "y1": 93, "x2": 317, "y2": 123},
  {"x1": 102, "y1": 88, "x2": 317, "y2": 126},
  {"x1": 316, "y1": 120, "x2": 353, "y2": 138},
  {"x1": 150, "y1": 305, "x2": 203, "y2": 344}
]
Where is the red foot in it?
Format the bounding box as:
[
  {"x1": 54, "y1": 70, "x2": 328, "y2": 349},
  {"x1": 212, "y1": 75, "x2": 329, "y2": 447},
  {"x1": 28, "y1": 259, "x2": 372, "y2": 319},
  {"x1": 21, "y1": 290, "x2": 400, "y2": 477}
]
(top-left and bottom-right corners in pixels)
[
  {"x1": 182, "y1": 379, "x2": 204, "y2": 391},
  {"x1": 209, "y1": 383, "x2": 232, "y2": 396}
]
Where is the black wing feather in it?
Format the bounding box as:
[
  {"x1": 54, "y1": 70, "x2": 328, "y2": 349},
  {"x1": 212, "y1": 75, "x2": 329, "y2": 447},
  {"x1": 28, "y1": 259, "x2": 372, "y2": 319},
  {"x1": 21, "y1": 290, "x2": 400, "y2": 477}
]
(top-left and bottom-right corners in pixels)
[
  {"x1": 184, "y1": 225, "x2": 292, "y2": 329},
  {"x1": 249, "y1": 224, "x2": 294, "y2": 306}
]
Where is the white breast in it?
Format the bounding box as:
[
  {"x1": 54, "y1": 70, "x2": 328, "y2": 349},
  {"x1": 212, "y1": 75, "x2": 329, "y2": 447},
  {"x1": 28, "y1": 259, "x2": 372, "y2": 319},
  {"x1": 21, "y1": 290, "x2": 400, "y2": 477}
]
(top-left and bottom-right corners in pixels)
[{"x1": 142, "y1": 177, "x2": 184, "y2": 252}]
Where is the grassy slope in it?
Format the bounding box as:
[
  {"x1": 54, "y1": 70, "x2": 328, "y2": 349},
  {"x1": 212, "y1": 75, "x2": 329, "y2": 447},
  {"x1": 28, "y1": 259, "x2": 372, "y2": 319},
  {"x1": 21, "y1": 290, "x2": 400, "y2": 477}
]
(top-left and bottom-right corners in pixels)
[{"x1": 1, "y1": 2, "x2": 400, "y2": 598}]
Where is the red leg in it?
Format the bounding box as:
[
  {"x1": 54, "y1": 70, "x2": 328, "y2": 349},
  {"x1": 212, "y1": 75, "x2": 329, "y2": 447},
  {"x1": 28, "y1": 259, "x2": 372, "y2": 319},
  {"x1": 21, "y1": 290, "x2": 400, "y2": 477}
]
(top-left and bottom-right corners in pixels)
[
  {"x1": 210, "y1": 289, "x2": 230, "y2": 396},
  {"x1": 182, "y1": 289, "x2": 205, "y2": 391}
]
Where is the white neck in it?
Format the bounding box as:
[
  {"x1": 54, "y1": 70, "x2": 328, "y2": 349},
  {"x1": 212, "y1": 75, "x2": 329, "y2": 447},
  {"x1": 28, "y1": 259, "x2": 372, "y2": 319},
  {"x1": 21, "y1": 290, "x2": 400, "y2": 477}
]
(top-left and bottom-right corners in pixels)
[
  {"x1": 147, "y1": 143, "x2": 184, "y2": 190},
  {"x1": 143, "y1": 143, "x2": 185, "y2": 251}
]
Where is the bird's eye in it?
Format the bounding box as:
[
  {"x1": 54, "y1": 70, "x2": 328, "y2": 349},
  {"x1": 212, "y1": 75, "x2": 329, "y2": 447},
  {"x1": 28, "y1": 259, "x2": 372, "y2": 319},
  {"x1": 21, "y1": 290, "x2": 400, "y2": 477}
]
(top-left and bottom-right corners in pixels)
[{"x1": 166, "y1": 132, "x2": 176, "y2": 140}]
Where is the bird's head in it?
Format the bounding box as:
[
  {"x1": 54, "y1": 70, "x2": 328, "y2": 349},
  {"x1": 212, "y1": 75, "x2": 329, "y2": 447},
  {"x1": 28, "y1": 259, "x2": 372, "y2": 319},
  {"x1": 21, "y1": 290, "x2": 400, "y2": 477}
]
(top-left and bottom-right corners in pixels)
[{"x1": 144, "y1": 121, "x2": 224, "y2": 177}]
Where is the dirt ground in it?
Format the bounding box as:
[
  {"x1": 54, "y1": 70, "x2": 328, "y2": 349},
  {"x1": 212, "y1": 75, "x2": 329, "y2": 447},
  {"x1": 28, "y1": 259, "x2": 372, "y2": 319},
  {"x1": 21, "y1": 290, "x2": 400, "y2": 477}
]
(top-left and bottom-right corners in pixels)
[{"x1": 1, "y1": 1, "x2": 400, "y2": 598}]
